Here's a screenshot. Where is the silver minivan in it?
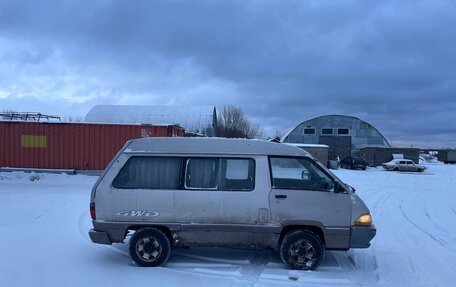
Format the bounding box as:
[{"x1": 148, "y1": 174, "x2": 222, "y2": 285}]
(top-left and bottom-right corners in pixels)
[{"x1": 89, "y1": 138, "x2": 376, "y2": 270}]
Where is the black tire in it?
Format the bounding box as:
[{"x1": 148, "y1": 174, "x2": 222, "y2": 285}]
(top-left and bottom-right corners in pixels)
[
  {"x1": 393, "y1": 167, "x2": 399, "y2": 171},
  {"x1": 129, "y1": 228, "x2": 171, "y2": 267},
  {"x1": 362, "y1": 166, "x2": 367, "y2": 171},
  {"x1": 417, "y1": 168, "x2": 422, "y2": 172},
  {"x1": 280, "y1": 230, "x2": 325, "y2": 271}
]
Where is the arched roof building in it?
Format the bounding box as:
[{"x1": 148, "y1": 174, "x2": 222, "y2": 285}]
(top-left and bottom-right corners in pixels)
[{"x1": 282, "y1": 115, "x2": 390, "y2": 159}]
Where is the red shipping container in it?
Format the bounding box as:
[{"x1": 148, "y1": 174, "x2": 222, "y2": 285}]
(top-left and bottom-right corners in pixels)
[{"x1": 0, "y1": 122, "x2": 184, "y2": 171}]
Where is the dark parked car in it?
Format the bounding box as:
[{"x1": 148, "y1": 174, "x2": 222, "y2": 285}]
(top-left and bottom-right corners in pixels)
[{"x1": 340, "y1": 156, "x2": 367, "y2": 170}]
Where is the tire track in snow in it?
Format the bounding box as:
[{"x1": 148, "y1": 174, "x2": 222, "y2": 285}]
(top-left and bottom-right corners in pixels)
[
  {"x1": 170, "y1": 248, "x2": 362, "y2": 285},
  {"x1": 168, "y1": 249, "x2": 291, "y2": 285},
  {"x1": 422, "y1": 206, "x2": 456, "y2": 242},
  {"x1": 332, "y1": 251, "x2": 379, "y2": 286},
  {"x1": 399, "y1": 203, "x2": 448, "y2": 248},
  {"x1": 77, "y1": 210, "x2": 130, "y2": 262},
  {"x1": 238, "y1": 249, "x2": 273, "y2": 278},
  {"x1": 450, "y1": 207, "x2": 456, "y2": 216},
  {"x1": 371, "y1": 191, "x2": 396, "y2": 214}
]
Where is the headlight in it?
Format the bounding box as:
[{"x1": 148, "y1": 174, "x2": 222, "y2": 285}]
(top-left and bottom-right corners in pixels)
[{"x1": 355, "y1": 214, "x2": 372, "y2": 226}]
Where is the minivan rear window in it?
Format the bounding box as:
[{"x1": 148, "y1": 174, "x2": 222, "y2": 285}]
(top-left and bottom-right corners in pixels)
[{"x1": 113, "y1": 157, "x2": 181, "y2": 189}]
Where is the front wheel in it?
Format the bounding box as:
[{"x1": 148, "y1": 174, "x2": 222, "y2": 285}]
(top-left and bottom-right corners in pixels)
[
  {"x1": 280, "y1": 230, "x2": 325, "y2": 270},
  {"x1": 129, "y1": 228, "x2": 171, "y2": 267}
]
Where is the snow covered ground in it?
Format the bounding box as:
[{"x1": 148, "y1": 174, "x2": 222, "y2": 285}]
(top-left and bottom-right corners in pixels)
[{"x1": 1, "y1": 163, "x2": 455, "y2": 286}]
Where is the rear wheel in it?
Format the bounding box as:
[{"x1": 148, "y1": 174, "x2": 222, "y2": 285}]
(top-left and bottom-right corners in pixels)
[
  {"x1": 417, "y1": 168, "x2": 422, "y2": 172},
  {"x1": 280, "y1": 230, "x2": 325, "y2": 271},
  {"x1": 129, "y1": 228, "x2": 171, "y2": 267},
  {"x1": 393, "y1": 167, "x2": 399, "y2": 171}
]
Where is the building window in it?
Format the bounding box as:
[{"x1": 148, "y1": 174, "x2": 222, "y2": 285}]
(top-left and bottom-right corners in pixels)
[
  {"x1": 303, "y1": 128, "x2": 316, "y2": 135},
  {"x1": 321, "y1": 128, "x2": 333, "y2": 135},
  {"x1": 338, "y1": 128, "x2": 350, "y2": 135}
]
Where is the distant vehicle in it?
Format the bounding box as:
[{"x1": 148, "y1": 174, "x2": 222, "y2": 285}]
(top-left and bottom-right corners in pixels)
[
  {"x1": 382, "y1": 159, "x2": 426, "y2": 172},
  {"x1": 340, "y1": 156, "x2": 367, "y2": 170},
  {"x1": 437, "y1": 149, "x2": 456, "y2": 164}
]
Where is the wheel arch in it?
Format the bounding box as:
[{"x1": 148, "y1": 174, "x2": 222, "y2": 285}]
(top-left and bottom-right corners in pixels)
[
  {"x1": 127, "y1": 225, "x2": 174, "y2": 243},
  {"x1": 279, "y1": 223, "x2": 326, "y2": 247}
]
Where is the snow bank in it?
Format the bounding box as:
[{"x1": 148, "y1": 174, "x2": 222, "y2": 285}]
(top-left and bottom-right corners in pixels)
[{"x1": 1, "y1": 164, "x2": 456, "y2": 286}]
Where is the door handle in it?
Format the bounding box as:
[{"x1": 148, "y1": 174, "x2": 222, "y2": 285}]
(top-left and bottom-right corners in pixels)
[{"x1": 275, "y1": 195, "x2": 287, "y2": 199}]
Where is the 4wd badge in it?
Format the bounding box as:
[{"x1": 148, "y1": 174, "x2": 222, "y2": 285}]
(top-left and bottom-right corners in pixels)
[{"x1": 114, "y1": 210, "x2": 160, "y2": 217}]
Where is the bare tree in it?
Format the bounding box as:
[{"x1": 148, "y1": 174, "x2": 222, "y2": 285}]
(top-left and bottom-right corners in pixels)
[{"x1": 215, "y1": 105, "x2": 264, "y2": 139}]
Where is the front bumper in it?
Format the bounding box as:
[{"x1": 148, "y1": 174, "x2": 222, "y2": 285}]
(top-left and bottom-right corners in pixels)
[
  {"x1": 89, "y1": 228, "x2": 113, "y2": 245},
  {"x1": 350, "y1": 225, "x2": 376, "y2": 248}
]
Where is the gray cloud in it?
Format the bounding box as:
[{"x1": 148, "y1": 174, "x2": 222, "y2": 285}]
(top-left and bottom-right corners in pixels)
[{"x1": 0, "y1": 0, "x2": 455, "y2": 147}]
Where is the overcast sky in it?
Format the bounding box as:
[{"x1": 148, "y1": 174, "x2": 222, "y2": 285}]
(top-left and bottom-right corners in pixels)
[{"x1": 1, "y1": 0, "x2": 455, "y2": 147}]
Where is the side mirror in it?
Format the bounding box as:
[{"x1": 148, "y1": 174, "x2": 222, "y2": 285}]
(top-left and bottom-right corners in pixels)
[
  {"x1": 301, "y1": 170, "x2": 310, "y2": 181},
  {"x1": 334, "y1": 182, "x2": 347, "y2": 193},
  {"x1": 333, "y1": 182, "x2": 341, "y2": 193}
]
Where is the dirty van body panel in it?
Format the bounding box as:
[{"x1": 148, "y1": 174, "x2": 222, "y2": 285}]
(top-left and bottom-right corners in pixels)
[
  {"x1": 93, "y1": 153, "x2": 176, "y2": 238},
  {"x1": 91, "y1": 221, "x2": 181, "y2": 244},
  {"x1": 176, "y1": 224, "x2": 280, "y2": 248},
  {"x1": 90, "y1": 140, "x2": 133, "y2": 203},
  {"x1": 174, "y1": 189, "x2": 222, "y2": 223},
  {"x1": 175, "y1": 155, "x2": 280, "y2": 247},
  {"x1": 268, "y1": 156, "x2": 352, "y2": 250},
  {"x1": 112, "y1": 155, "x2": 177, "y2": 223},
  {"x1": 95, "y1": 154, "x2": 137, "y2": 222},
  {"x1": 270, "y1": 189, "x2": 351, "y2": 249},
  {"x1": 219, "y1": 156, "x2": 270, "y2": 225}
]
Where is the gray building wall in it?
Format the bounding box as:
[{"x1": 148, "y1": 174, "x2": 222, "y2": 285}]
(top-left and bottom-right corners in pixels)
[
  {"x1": 285, "y1": 144, "x2": 329, "y2": 165},
  {"x1": 359, "y1": 147, "x2": 420, "y2": 166},
  {"x1": 283, "y1": 115, "x2": 390, "y2": 158},
  {"x1": 434, "y1": 149, "x2": 456, "y2": 163}
]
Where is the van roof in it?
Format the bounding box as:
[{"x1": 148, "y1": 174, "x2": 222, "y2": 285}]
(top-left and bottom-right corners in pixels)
[{"x1": 125, "y1": 137, "x2": 311, "y2": 157}]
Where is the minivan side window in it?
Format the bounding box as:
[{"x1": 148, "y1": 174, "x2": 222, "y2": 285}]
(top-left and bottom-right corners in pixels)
[
  {"x1": 184, "y1": 158, "x2": 255, "y2": 191},
  {"x1": 270, "y1": 157, "x2": 334, "y2": 191},
  {"x1": 113, "y1": 157, "x2": 181, "y2": 189},
  {"x1": 220, "y1": 159, "x2": 255, "y2": 191},
  {"x1": 185, "y1": 158, "x2": 219, "y2": 189}
]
